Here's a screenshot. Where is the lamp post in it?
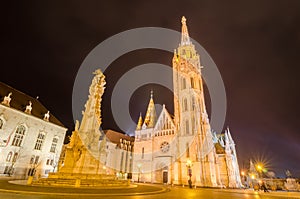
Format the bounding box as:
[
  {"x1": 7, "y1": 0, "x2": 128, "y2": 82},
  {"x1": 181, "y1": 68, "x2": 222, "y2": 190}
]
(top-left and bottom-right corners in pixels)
[
  {"x1": 241, "y1": 171, "x2": 246, "y2": 187},
  {"x1": 186, "y1": 159, "x2": 193, "y2": 188}
]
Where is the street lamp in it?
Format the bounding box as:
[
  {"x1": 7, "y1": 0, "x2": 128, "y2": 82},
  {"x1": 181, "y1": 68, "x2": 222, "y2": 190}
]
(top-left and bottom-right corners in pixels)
[
  {"x1": 256, "y1": 164, "x2": 263, "y2": 178},
  {"x1": 137, "y1": 163, "x2": 142, "y2": 183},
  {"x1": 241, "y1": 171, "x2": 246, "y2": 187},
  {"x1": 186, "y1": 159, "x2": 193, "y2": 188}
]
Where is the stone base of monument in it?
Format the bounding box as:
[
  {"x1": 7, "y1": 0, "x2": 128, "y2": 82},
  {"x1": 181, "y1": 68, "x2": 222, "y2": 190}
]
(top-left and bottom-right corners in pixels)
[{"x1": 32, "y1": 172, "x2": 130, "y2": 188}]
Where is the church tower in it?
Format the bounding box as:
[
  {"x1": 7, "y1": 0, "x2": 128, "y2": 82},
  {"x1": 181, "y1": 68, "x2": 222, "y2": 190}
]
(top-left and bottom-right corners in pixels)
[
  {"x1": 132, "y1": 17, "x2": 242, "y2": 188},
  {"x1": 172, "y1": 16, "x2": 217, "y2": 186}
]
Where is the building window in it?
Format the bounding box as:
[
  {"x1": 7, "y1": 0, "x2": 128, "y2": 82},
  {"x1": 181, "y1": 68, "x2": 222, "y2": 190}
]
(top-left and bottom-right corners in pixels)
[
  {"x1": 142, "y1": 147, "x2": 144, "y2": 159},
  {"x1": 182, "y1": 77, "x2": 186, "y2": 90},
  {"x1": 11, "y1": 125, "x2": 26, "y2": 147},
  {"x1": 12, "y1": 153, "x2": 18, "y2": 163},
  {"x1": 192, "y1": 97, "x2": 195, "y2": 111},
  {"x1": 191, "y1": 77, "x2": 195, "y2": 88},
  {"x1": 185, "y1": 120, "x2": 189, "y2": 135},
  {"x1": 186, "y1": 142, "x2": 190, "y2": 158},
  {"x1": 30, "y1": 155, "x2": 35, "y2": 164},
  {"x1": 34, "y1": 156, "x2": 40, "y2": 164},
  {"x1": 6, "y1": 152, "x2": 13, "y2": 162},
  {"x1": 50, "y1": 137, "x2": 58, "y2": 153},
  {"x1": 28, "y1": 168, "x2": 35, "y2": 176},
  {"x1": 4, "y1": 166, "x2": 10, "y2": 174},
  {"x1": 34, "y1": 132, "x2": 45, "y2": 150},
  {"x1": 0, "y1": 118, "x2": 3, "y2": 129},
  {"x1": 183, "y1": 98, "x2": 188, "y2": 112}
]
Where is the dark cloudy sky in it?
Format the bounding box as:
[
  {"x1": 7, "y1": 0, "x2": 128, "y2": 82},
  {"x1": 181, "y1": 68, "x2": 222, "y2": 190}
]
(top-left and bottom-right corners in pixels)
[{"x1": 1, "y1": 1, "x2": 299, "y2": 177}]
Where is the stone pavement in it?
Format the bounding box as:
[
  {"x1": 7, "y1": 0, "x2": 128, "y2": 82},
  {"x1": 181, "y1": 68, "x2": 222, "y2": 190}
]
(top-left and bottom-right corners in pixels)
[
  {"x1": 213, "y1": 187, "x2": 300, "y2": 199},
  {"x1": 0, "y1": 179, "x2": 300, "y2": 198},
  {"x1": 0, "y1": 180, "x2": 168, "y2": 196}
]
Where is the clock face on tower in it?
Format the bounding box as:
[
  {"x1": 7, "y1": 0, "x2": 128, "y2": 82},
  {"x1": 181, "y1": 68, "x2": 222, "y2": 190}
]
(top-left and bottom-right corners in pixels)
[{"x1": 160, "y1": 141, "x2": 170, "y2": 153}]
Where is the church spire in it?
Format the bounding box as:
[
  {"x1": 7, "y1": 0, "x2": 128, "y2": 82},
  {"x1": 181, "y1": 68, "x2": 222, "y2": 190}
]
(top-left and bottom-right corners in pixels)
[
  {"x1": 143, "y1": 90, "x2": 157, "y2": 128},
  {"x1": 136, "y1": 113, "x2": 143, "y2": 130},
  {"x1": 181, "y1": 16, "x2": 191, "y2": 46}
]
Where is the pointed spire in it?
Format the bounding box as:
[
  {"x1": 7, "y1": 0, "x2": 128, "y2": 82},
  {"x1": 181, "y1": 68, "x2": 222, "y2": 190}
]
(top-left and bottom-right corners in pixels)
[
  {"x1": 219, "y1": 135, "x2": 225, "y2": 147},
  {"x1": 224, "y1": 131, "x2": 231, "y2": 153},
  {"x1": 143, "y1": 91, "x2": 157, "y2": 128},
  {"x1": 224, "y1": 131, "x2": 229, "y2": 144},
  {"x1": 136, "y1": 113, "x2": 143, "y2": 130},
  {"x1": 181, "y1": 16, "x2": 191, "y2": 46},
  {"x1": 226, "y1": 127, "x2": 234, "y2": 144},
  {"x1": 212, "y1": 131, "x2": 218, "y2": 143},
  {"x1": 249, "y1": 159, "x2": 256, "y2": 173}
]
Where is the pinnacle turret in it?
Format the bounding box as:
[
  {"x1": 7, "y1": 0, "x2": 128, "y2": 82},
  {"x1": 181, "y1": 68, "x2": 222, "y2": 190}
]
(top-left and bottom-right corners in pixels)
[
  {"x1": 136, "y1": 113, "x2": 143, "y2": 130},
  {"x1": 181, "y1": 16, "x2": 191, "y2": 46},
  {"x1": 226, "y1": 127, "x2": 234, "y2": 144}
]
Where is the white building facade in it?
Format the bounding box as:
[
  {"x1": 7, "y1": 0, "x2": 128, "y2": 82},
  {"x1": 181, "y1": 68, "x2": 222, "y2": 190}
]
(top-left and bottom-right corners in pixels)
[
  {"x1": 0, "y1": 82, "x2": 67, "y2": 179},
  {"x1": 132, "y1": 17, "x2": 242, "y2": 188}
]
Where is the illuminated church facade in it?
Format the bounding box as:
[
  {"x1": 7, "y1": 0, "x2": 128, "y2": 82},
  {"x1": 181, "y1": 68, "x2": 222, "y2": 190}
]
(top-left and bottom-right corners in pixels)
[{"x1": 132, "y1": 17, "x2": 242, "y2": 188}]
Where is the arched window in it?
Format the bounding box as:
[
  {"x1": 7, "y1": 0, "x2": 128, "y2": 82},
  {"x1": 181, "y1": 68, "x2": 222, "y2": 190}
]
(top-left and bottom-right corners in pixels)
[
  {"x1": 183, "y1": 98, "x2": 188, "y2": 112},
  {"x1": 0, "y1": 118, "x2": 3, "y2": 129},
  {"x1": 34, "y1": 132, "x2": 45, "y2": 150},
  {"x1": 34, "y1": 156, "x2": 40, "y2": 164},
  {"x1": 186, "y1": 142, "x2": 190, "y2": 158},
  {"x1": 190, "y1": 77, "x2": 195, "y2": 89},
  {"x1": 12, "y1": 125, "x2": 26, "y2": 147},
  {"x1": 142, "y1": 147, "x2": 144, "y2": 159},
  {"x1": 191, "y1": 97, "x2": 195, "y2": 111},
  {"x1": 6, "y1": 152, "x2": 13, "y2": 162},
  {"x1": 50, "y1": 137, "x2": 59, "y2": 153},
  {"x1": 185, "y1": 120, "x2": 189, "y2": 135},
  {"x1": 30, "y1": 155, "x2": 35, "y2": 164},
  {"x1": 182, "y1": 77, "x2": 186, "y2": 90},
  {"x1": 12, "y1": 152, "x2": 18, "y2": 162}
]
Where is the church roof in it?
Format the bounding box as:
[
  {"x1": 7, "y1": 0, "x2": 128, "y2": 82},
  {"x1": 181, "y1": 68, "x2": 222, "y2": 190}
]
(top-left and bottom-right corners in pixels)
[
  {"x1": 104, "y1": 129, "x2": 134, "y2": 145},
  {"x1": 141, "y1": 91, "x2": 157, "y2": 129},
  {"x1": 154, "y1": 104, "x2": 175, "y2": 131},
  {"x1": 0, "y1": 82, "x2": 65, "y2": 127}
]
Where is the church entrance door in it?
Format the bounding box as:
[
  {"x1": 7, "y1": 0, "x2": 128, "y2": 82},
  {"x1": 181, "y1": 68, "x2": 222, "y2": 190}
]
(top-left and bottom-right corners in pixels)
[{"x1": 163, "y1": 171, "x2": 168, "y2": 183}]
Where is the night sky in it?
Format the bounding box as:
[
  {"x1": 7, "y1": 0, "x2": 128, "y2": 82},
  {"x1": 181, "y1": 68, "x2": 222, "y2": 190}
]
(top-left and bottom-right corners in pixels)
[{"x1": 1, "y1": 1, "x2": 300, "y2": 177}]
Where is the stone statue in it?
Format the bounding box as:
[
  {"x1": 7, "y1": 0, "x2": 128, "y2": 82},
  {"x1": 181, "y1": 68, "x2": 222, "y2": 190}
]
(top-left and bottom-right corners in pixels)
[
  {"x1": 25, "y1": 101, "x2": 32, "y2": 114},
  {"x1": 43, "y1": 111, "x2": 50, "y2": 121},
  {"x1": 2, "y1": 92, "x2": 12, "y2": 106}
]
